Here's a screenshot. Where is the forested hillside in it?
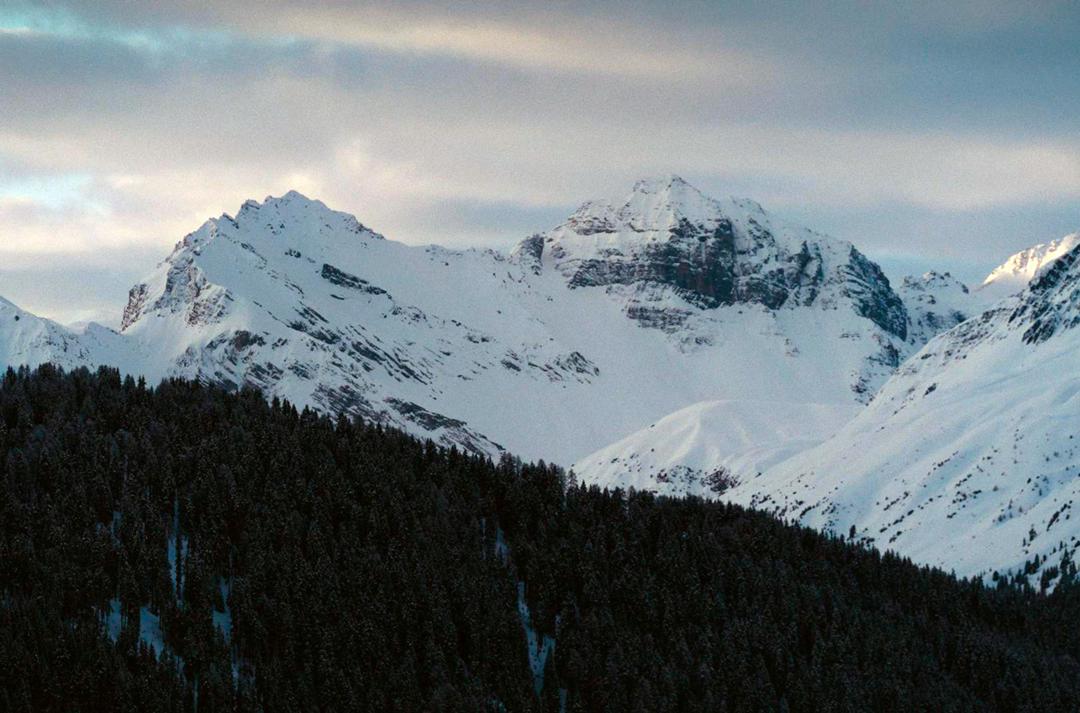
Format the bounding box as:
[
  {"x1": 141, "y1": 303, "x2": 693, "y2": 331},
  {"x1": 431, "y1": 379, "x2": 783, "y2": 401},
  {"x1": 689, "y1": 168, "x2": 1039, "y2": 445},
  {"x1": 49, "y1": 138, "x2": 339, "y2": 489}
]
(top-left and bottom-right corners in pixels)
[{"x1": 2, "y1": 366, "x2": 1080, "y2": 712}]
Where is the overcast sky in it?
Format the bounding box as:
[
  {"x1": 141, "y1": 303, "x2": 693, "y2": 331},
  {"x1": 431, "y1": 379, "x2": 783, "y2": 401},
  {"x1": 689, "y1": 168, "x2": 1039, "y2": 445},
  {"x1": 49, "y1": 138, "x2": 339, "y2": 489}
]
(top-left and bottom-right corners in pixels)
[{"x1": 2, "y1": 1, "x2": 1079, "y2": 325}]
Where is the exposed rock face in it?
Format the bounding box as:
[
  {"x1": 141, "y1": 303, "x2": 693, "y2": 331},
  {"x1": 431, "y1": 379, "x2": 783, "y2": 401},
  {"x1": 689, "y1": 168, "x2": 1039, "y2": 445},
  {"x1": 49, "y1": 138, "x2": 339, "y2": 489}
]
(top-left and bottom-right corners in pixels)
[
  {"x1": 320, "y1": 263, "x2": 387, "y2": 296},
  {"x1": 1010, "y1": 244, "x2": 1080, "y2": 344},
  {"x1": 528, "y1": 175, "x2": 908, "y2": 340},
  {"x1": 842, "y1": 250, "x2": 909, "y2": 339},
  {"x1": 120, "y1": 283, "x2": 150, "y2": 331}
]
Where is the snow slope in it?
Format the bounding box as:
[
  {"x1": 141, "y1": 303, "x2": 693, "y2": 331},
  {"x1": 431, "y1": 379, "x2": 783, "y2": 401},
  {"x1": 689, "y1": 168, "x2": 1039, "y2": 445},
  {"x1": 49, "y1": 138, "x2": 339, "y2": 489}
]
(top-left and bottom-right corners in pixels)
[
  {"x1": 731, "y1": 236, "x2": 1080, "y2": 583},
  {"x1": 573, "y1": 400, "x2": 859, "y2": 497}
]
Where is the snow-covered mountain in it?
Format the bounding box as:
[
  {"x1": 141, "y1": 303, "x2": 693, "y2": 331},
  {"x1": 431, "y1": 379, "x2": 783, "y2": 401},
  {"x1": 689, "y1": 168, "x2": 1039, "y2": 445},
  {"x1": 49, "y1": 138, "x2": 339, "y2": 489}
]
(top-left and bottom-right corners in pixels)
[
  {"x1": 2, "y1": 177, "x2": 920, "y2": 470},
  {"x1": 730, "y1": 235, "x2": 1080, "y2": 584},
  {"x1": 979, "y1": 233, "x2": 1080, "y2": 300},
  {"x1": 518, "y1": 176, "x2": 909, "y2": 352}
]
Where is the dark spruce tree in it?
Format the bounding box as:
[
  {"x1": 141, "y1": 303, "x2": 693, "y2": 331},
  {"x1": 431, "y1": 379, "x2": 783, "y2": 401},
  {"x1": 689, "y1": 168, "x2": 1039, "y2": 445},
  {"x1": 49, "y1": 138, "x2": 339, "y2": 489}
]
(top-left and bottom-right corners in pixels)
[{"x1": 1, "y1": 365, "x2": 1080, "y2": 711}]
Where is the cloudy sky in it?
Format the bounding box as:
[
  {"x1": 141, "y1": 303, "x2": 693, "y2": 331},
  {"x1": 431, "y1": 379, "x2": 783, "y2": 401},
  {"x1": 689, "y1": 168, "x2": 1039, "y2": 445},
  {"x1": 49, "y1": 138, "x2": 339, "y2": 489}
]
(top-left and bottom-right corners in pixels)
[{"x1": 2, "y1": 1, "x2": 1079, "y2": 325}]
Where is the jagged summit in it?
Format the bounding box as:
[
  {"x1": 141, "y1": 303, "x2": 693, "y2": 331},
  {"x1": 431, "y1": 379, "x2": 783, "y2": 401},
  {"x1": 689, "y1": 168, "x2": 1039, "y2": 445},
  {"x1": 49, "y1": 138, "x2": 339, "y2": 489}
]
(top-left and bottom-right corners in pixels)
[
  {"x1": 621, "y1": 174, "x2": 718, "y2": 228},
  {"x1": 519, "y1": 176, "x2": 909, "y2": 342},
  {"x1": 161, "y1": 191, "x2": 382, "y2": 267},
  {"x1": 627, "y1": 173, "x2": 759, "y2": 209},
  {"x1": 632, "y1": 173, "x2": 690, "y2": 192},
  {"x1": 902, "y1": 271, "x2": 966, "y2": 291},
  {"x1": 563, "y1": 175, "x2": 765, "y2": 238},
  {"x1": 237, "y1": 190, "x2": 325, "y2": 214},
  {"x1": 1009, "y1": 238, "x2": 1080, "y2": 344},
  {"x1": 228, "y1": 190, "x2": 381, "y2": 240}
]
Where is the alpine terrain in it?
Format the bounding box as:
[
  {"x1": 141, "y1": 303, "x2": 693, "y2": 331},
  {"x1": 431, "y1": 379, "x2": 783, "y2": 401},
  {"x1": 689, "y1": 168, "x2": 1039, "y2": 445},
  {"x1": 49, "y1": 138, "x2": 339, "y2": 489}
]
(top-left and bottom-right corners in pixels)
[
  {"x1": 0, "y1": 176, "x2": 1065, "y2": 584},
  {"x1": 732, "y1": 235, "x2": 1080, "y2": 584}
]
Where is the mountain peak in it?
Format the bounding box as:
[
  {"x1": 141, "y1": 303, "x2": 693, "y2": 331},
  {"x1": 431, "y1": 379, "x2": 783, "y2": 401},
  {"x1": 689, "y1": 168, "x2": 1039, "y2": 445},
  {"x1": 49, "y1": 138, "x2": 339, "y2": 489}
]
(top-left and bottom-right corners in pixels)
[
  {"x1": 980, "y1": 232, "x2": 1080, "y2": 298},
  {"x1": 631, "y1": 173, "x2": 692, "y2": 193},
  {"x1": 1009, "y1": 238, "x2": 1080, "y2": 345},
  {"x1": 621, "y1": 174, "x2": 716, "y2": 227},
  {"x1": 562, "y1": 177, "x2": 771, "y2": 238},
  {"x1": 227, "y1": 191, "x2": 382, "y2": 242},
  {"x1": 522, "y1": 178, "x2": 908, "y2": 342},
  {"x1": 238, "y1": 190, "x2": 323, "y2": 214}
]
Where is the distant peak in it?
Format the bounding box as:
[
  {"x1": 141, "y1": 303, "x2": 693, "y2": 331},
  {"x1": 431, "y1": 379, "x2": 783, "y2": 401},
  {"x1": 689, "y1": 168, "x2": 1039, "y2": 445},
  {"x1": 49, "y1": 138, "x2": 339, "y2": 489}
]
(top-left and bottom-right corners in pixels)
[
  {"x1": 183, "y1": 192, "x2": 385, "y2": 248},
  {"x1": 917, "y1": 270, "x2": 953, "y2": 282},
  {"x1": 982, "y1": 232, "x2": 1080, "y2": 291},
  {"x1": 265, "y1": 189, "x2": 320, "y2": 207},
  {"x1": 901, "y1": 271, "x2": 968, "y2": 294},
  {"x1": 236, "y1": 190, "x2": 323, "y2": 215},
  {"x1": 632, "y1": 174, "x2": 692, "y2": 194}
]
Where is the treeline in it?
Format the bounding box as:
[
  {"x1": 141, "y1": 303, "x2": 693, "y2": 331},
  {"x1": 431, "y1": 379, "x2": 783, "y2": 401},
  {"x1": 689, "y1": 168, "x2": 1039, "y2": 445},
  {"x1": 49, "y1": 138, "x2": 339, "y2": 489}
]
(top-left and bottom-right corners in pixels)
[{"x1": 1, "y1": 365, "x2": 1079, "y2": 711}]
